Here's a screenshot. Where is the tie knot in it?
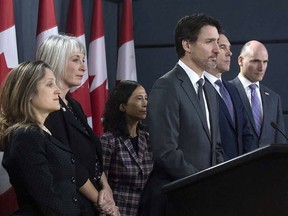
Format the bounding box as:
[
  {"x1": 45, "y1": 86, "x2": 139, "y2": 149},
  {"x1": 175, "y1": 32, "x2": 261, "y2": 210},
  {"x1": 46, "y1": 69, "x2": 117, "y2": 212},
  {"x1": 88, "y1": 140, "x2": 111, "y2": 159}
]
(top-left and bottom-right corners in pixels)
[
  {"x1": 215, "y1": 79, "x2": 223, "y2": 87},
  {"x1": 249, "y1": 84, "x2": 258, "y2": 90},
  {"x1": 197, "y1": 78, "x2": 204, "y2": 87}
]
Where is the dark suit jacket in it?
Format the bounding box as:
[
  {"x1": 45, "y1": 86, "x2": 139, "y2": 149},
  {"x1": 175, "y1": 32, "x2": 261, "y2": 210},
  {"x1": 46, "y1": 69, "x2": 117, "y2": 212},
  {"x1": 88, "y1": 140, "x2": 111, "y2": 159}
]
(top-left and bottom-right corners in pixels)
[
  {"x1": 45, "y1": 96, "x2": 102, "y2": 216},
  {"x1": 230, "y1": 77, "x2": 286, "y2": 148},
  {"x1": 217, "y1": 80, "x2": 256, "y2": 160},
  {"x1": 2, "y1": 127, "x2": 82, "y2": 216},
  {"x1": 143, "y1": 64, "x2": 223, "y2": 216}
]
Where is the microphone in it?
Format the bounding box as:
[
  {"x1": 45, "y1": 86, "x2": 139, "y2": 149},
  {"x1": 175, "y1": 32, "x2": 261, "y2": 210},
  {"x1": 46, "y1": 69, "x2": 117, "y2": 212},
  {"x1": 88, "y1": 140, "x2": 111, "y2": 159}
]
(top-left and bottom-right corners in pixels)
[{"x1": 271, "y1": 122, "x2": 288, "y2": 141}]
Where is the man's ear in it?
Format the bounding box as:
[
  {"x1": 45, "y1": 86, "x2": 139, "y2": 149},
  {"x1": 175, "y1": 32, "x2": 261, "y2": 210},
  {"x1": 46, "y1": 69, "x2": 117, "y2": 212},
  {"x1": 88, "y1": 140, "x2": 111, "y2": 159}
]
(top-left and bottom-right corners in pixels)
[
  {"x1": 182, "y1": 40, "x2": 191, "y2": 52},
  {"x1": 238, "y1": 56, "x2": 243, "y2": 66}
]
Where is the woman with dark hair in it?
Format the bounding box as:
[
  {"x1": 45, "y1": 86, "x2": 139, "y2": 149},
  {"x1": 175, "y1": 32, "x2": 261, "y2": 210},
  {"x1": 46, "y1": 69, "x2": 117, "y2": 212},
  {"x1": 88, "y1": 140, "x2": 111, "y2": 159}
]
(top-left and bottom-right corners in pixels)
[{"x1": 101, "y1": 80, "x2": 153, "y2": 216}]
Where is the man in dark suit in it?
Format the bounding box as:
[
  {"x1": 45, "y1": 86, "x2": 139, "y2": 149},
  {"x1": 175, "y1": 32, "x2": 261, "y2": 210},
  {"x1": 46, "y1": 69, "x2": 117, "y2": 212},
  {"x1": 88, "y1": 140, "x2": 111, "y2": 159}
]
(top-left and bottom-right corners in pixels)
[
  {"x1": 205, "y1": 34, "x2": 256, "y2": 160},
  {"x1": 230, "y1": 40, "x2": 286, "y2": 148},
  {"x1": 143, "y1": 14, "x2": 224, "y2": 216}
]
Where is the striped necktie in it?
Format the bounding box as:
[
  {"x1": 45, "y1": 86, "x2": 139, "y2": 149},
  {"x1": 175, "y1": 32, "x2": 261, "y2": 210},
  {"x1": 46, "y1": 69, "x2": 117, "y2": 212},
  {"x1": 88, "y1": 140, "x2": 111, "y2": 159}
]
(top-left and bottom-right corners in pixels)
[
  {"x1": 215, "y1": 79, "x2": 235, "y2": 123},
  {"x1": 249, "y1": 84, "x2": 262, "y2": 135}
]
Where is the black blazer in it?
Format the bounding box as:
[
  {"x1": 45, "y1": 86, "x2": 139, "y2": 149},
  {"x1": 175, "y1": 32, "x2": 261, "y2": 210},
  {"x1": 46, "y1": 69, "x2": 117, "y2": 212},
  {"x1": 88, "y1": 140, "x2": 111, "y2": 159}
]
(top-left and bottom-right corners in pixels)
[
  {"x1": 2, "y1": 126, "x2": 82, "y2": 216},
  {"x1": 45, "y1": 96, "x2": 103, "y2": 215}
]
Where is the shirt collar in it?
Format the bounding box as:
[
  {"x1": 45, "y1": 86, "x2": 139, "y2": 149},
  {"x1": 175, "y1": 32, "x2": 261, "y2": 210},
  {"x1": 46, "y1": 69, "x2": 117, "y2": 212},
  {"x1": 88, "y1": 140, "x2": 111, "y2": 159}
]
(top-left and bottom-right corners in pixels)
[
  {"x1": 178, "y1": 60, "x2": 205, "y2": 86},
  {"x1": 238, "y1": 73, "x2": 260, "y2": 89},
  {"x1": 204, "y1": 72, "x2": 220, "y2": 85}
]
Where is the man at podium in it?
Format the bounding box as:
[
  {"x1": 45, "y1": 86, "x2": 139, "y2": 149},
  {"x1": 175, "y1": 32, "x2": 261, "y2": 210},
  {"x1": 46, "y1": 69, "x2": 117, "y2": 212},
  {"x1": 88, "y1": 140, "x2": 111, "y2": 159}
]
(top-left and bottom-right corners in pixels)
[{"x1": 142, "y1": 14, "x2": 224, "y2": 216}]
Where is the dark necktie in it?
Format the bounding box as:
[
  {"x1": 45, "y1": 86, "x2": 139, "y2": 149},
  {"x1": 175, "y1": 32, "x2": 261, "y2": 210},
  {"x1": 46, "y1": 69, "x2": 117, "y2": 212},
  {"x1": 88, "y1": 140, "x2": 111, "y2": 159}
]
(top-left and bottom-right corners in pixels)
[
  {"x1": 197, "y1": 78, "x2": 206, "y2": 120},
  {"x1": 215, "y1": 79, "x2": 235, "y2": 123},
  {"x1": 249, "y1": 84, "x2": 262, "y2": 136}
]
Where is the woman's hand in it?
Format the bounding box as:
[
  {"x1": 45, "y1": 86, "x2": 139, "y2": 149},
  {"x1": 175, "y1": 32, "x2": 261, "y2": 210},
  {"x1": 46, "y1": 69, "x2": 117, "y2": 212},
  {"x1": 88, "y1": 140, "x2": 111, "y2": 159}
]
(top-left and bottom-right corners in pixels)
[{"x1": 97, "y1": 189, "x2": 117, "y2": 214}]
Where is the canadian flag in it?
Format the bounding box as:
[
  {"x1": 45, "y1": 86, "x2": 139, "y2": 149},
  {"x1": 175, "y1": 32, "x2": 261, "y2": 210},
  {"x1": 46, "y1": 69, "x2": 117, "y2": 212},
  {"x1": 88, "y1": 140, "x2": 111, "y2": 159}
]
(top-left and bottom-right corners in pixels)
[
  {"x1": 67, "y1": 0, "x2": 92, "y2": 126},
  {"x1": 116, "y1": 0, "x2": 137, "y2": 82},
  {"x1": 36, "y1": 0, "x2": 58, "y2": 50},
  {"x1": 88, "y1": 0, "x2": 108, "y2": 136},
  {"x1": 0, "y1": 1, "x2": 19, "y2": 215}
]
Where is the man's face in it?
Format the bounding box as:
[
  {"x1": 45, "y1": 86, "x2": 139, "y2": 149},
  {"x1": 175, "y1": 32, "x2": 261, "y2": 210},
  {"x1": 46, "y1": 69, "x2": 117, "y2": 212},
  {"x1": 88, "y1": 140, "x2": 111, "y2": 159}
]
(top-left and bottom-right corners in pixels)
[
  {"x1": 216, "y1": 34, "x2": 232, "y2": 73},
  {"x1": 187, "y1": 25, "x2": 220, "y2": 73},
  {"x1": 239, "y1": 44, "x2": 268, "y2": 82}
]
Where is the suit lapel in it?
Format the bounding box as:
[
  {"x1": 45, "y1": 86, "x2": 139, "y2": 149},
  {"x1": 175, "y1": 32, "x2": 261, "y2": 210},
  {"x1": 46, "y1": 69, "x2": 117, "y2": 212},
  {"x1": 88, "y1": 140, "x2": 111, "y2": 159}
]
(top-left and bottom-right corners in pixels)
[
  {"x1": 176, "y1": 66, "x2": 211, "y2": 140},
  {"x1": 259, "y1": 85, "x2": 269, "y2": 135},
  {"x1": 219, "y1": 97, "x2": 235, "y2": 129},
  {"x1": 60, "y1": 97, "x2": 90, "y2": 138},
  {"x1": 203, "y1": 81, "x2": 217, "y2": 142},
  {"x1": 233, "y1": 78, "x2": 258, "y2": 136},
  {"x1": 120, "y1": 136, "x2": 143, "y2": 169},
  {"x1": 48, "y1": 134, "x2": 72, "y2": 153},
  {"x1": 222, "y1": 81, "x2": 235, "y2": 129}
]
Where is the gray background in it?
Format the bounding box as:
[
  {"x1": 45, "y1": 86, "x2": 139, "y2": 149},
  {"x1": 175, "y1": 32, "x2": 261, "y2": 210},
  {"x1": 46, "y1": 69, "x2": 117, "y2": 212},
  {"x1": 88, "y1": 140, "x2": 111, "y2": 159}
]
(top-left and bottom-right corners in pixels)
[{"x1": 13, "y1": 0, "x2": 288, "y2": 132}]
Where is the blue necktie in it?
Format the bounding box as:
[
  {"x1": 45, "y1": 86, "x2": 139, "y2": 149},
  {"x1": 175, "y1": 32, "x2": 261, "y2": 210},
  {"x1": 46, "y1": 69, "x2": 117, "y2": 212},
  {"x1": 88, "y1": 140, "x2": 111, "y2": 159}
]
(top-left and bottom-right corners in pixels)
[
  {"x1": 215, "y1": 80, "x2": 235, "y2": 123},
  {"x1": 249, "y1": 84, "x2": 262, "y2": 136},
  {"x1": 197, "y1": 78, "x2": 206, "y2": 120}
]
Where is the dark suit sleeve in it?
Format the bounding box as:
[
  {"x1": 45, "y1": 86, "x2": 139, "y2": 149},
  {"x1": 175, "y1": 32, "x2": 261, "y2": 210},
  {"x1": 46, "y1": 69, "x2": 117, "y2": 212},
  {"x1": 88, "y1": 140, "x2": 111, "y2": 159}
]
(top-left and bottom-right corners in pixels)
[
  {"x1": 10, "y1": 128, "x2": 78, "y2": 215},
  {"x1": 148, "y1": 77, "x2": 198, "y2": 180}
]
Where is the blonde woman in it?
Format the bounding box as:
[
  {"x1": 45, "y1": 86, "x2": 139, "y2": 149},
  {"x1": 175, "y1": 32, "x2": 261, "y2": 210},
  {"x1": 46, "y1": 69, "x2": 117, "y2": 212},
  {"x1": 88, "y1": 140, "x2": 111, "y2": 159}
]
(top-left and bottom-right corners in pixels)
[{"x1": 36, "y1": 35, "x2": 119, "y2": 216}]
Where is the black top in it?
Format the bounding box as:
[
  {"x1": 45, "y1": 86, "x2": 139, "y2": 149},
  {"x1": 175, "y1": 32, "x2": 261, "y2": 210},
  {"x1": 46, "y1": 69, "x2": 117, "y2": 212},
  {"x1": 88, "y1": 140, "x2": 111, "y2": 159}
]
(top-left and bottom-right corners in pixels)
[
  {"x1": 45, "y1": 96, "x2": 102, "y2": 215},
  {"x1": 129, "y1": 135, "x2": 139, "y2": 154}
]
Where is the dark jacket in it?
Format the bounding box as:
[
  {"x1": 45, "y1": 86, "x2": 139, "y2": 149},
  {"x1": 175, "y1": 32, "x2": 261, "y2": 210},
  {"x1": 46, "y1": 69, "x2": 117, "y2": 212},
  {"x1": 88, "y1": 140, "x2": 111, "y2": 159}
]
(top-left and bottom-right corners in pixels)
[
  {"x1": 45, "y1": 96, "x2": 103, "y2": 215},
  {"x1": 3, "y1": 126, "x2": 82, "y2": 216}
]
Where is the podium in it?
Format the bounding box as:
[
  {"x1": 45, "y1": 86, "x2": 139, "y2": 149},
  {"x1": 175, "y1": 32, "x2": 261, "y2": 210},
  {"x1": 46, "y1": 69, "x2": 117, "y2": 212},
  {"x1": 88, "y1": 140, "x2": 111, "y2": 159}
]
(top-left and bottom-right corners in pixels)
[{"x1": 162, "y1": 144, "x2": 288, "y2": 216}]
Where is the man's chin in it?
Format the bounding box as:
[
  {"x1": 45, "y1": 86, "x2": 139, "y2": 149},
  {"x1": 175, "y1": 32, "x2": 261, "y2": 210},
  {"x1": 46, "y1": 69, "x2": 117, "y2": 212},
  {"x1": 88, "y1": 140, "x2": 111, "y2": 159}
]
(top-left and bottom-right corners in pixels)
[{"x1": 206, "y1": 63, "x2": 217, "y2": 70}]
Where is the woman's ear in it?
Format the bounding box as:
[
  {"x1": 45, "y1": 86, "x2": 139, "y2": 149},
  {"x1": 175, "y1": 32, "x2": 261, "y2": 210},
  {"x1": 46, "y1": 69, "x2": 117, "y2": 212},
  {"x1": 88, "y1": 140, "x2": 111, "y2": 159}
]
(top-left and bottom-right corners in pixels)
[{"x1": 119, "y1": 104, "x2": 126, "y2": 112}]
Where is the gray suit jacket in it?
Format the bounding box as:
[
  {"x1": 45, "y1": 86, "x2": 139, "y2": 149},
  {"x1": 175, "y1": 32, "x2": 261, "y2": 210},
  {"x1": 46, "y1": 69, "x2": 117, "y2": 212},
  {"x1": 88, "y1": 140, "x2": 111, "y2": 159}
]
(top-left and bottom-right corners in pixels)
[
  {"x1": 230, "y1": 77, "x2": 286, "y2": 147},
  {"x1": 143, "y1": 64, "x2": 223, "y2": 216},
  {"x1": 148, "y1": 64, "x2": 223, "y2": 180}
]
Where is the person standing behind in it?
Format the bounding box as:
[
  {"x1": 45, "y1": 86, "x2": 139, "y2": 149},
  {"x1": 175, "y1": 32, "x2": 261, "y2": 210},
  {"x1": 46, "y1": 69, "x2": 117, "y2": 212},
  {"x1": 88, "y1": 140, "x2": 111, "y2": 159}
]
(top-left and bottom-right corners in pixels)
[
  {"x1": 230, "y1": 40, "x2": 286, "y2": 148},
  {"x1": 143, "y1": 14, "x2": 224, "y2": 216},
  {"x1": 36, "y1": 35, "x2": 119, "y2": 216},
  {"x1": 0, "y1": 60, "x2": 81, "y2": 215},
  {"x1": 100, "y1": 80, "x2": 153, "y2": 216},
  {"x1": 204, "y1": 34, "x2": 256, "y2": 160}
]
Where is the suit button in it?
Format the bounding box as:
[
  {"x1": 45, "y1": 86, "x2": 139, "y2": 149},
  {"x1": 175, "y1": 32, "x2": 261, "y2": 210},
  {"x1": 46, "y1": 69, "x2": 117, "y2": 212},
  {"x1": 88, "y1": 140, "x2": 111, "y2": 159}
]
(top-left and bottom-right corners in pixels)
[
  {"x1": 71, "y1": 176, "x2": 76, "y2": 183},
  {"x1": 72, "y1": 196, "x2": 78, "y2": 203},
  {"x1": 71, "y1": 157, "x2": 75, "y2": 164}
]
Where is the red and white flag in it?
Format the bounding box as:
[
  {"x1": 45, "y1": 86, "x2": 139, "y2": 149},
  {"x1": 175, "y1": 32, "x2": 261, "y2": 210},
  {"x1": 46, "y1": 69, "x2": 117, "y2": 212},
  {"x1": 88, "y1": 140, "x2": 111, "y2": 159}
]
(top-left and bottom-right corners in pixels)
[
  {"x1": 88, "y1": 0, "x2": 108, "y2": 136},
  {"x1": 0, "y1": 0, "x2": 19, "y2": 215},
  {"x1": 116, "y1": 0, "x2": 137, "y2": 82},
  {"x1": 36, "y1": 0, "x2": 58, "y2": 50},
  {"x1": 67, "y1": 0, "x2": 92, "y2": 126}
]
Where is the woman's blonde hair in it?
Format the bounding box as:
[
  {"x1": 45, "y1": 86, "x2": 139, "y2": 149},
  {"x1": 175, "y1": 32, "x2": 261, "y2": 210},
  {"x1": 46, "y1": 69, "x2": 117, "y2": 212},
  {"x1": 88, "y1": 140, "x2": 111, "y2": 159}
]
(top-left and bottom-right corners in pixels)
[
  {"x1": 0, "y1": 60, "x2": 51, "y2": 149},
  {"x1": 36, "y1": 34, "x2": 85, "y2": 88}
]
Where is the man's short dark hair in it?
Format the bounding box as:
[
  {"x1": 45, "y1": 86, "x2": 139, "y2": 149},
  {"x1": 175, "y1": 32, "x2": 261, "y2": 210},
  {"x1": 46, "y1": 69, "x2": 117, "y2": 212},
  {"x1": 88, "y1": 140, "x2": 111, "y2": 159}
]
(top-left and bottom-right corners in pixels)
[{"x1": 175, "y1": 13, "x2": 222, "y2": 59}]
